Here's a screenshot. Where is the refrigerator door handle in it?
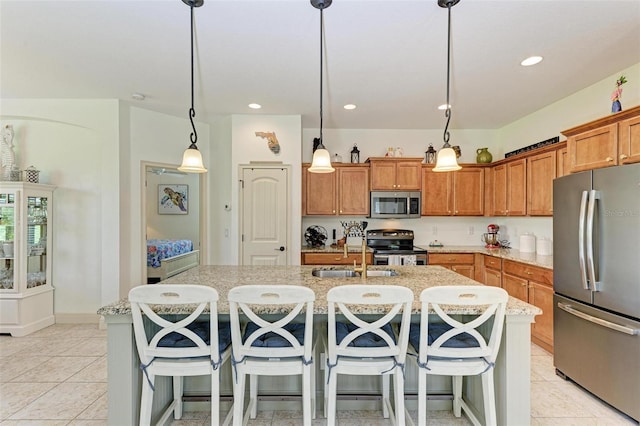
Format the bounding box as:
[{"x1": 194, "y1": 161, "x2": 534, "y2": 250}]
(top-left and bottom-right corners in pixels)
[
  {"x1": 578, "y1": 190, "x2": 589, "y2": 290},
  {"x1": 558, "y1": 302, "x2": 639, "y2": 336},
  {"x1": 586, "y1": 190, "x2": 601, "y2": 291}
]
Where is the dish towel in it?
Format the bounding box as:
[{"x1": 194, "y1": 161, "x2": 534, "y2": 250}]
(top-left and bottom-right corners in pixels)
[
  {"x1": 389, "y1": 255, "x2": 401, "y2": 265},
  {"x1": 402, "y1": 255, "x2": 417, "y2": 265}
]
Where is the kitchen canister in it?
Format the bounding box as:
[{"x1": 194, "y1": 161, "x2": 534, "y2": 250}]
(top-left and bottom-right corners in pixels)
[
  {"x1": 537, "y1": 237, "x2": 553, "y2": 256},
  {"x1": 520, "y1": 233, "x2": 536, "y2": 253},
  {"x1": 24, "y1": 166, "x2": 40, "y2": 183}
]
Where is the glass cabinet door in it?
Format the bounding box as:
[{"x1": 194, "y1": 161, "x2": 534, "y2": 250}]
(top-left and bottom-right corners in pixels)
[
  {"x1": 0, "y1": 192, "x2": 16, "y2": 290},
  {"x1": 27, "y1": 195, "x2": 48, "y2": 289}
]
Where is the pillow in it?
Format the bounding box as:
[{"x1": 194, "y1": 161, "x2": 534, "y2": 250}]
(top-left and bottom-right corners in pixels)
[
  {"x1": 409, "y1": 322, "x2": 480, "y2": 351},
  {"x1": 336, "y1": 322, "x2": 396, "y2": 347},
  {"x1": 158, "y1": 321, "x2": 231, "y2": 353},
  {"x1": 243, "y1": 322, "x2": 306, "y2": 347}
]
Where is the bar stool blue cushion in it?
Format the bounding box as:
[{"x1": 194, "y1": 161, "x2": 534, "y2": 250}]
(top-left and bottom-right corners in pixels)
[
  {"x1": 243, "y1": 322, "x2": 306, "y2": 347},
  {"x1": 158, "y1": 321, "x2": 232, "y2": 353},
  {"x1": 409, "y1": 322, "x2": 480, "y2": 351},
  {"x1": 336, "y1": 322, "x2": 396, "y2": 347}
]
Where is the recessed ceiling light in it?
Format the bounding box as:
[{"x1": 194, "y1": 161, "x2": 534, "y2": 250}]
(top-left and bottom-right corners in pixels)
[
  {"x1": 521, "y1": 56, "x2": 543, "y2": 66},
  {"x1": 131, "y1": 92, "x2": 145, "y2": 101},
  {"x1": 343, "y1": 104, "x2": 357, "y2": 110},
  {"x1": 437, "y1": 103, "x2": 451, "y2": 110},
  {"x1": 248, "y1": 103, "x2": 262, "y2": 109}
]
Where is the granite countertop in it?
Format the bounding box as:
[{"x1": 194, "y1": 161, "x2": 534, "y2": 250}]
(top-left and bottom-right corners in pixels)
[
  {"x1": 301, "y1": 245, "x2": 373, "y2": 253},
  {"x1": 302, "y1": 244, "x2": 553, "y2": 269},
  {"x1": 98, "y1": 265, "x2": 541, "y2": 317},
  {"x1": 417, "y1": 245, "x2": 553, "y2": 269}
]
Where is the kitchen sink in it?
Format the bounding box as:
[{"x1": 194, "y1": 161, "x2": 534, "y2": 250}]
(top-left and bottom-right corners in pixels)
[{"x1": 311, "y1": 268, "x2": 398, "y2": 278}]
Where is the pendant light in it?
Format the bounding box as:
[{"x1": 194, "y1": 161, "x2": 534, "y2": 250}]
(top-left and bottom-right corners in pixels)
[
  {"x1": 178, "y1": 0, "x2": 207, "y2": 173},
  {"x1": 308, "y1": 0, "x2": 335, "y2": 173},
  {"x1": 433, "y1": 0, "x2": 462, "y2": 172}
]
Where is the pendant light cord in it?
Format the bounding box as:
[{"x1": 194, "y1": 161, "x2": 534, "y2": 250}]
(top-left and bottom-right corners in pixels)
[
  {"x1": 442, "y1": 3, "x2": 452, "y2": 148},
  {"x1": 189, "y1": 4, "x2": 198, "y2": 148},
  {"x1": 319, "y1": 5, "x2": 324, "y2": 146}
]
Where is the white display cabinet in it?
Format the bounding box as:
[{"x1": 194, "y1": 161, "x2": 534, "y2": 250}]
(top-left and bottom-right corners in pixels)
[{"x1": 0, "y1": 182, "x2": 55, "y2": 336}]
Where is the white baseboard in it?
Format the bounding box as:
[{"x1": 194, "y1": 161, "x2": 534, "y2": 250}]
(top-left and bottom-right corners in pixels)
[{"x1": 55, "y1": 313, "x2": 102, "y2": 325}]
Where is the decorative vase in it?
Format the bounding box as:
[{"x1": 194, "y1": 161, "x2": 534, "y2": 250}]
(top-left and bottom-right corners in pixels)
[{"x1": 476, "y1": 148, "x2": 493, "y2": 164}]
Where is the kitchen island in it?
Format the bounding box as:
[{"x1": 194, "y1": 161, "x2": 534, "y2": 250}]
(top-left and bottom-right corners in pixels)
[{"x1": 98, "y1": 265, "x2": 540, "y2": 425}]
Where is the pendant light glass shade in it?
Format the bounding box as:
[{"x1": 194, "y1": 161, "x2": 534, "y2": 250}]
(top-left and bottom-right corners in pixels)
[
  {"x1": 433, "y1": 0, "x2": 462, "y2": 173},
  {"x1": 178, "y1": 145, "x2": 207, "y2": 173},
  {"x1": 433, "y1": 146, "x2": 461, "y2": 171},
  {"x1": 309, "y1": 0, "x2": 334, "y2": 174},
  {"x1": 309, "y1": 145, "x2": 334, "y2": 173},
  {"x1": 178, "y1": 0, "x2": 207, "y2": 173}
]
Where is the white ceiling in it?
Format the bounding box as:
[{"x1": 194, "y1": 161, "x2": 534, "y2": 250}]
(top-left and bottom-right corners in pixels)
[{"x1": 1, "y1": 0, "x2": 639, "y2": 130}]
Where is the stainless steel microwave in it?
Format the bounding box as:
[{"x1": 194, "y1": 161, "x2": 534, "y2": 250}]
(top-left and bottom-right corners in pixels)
[{"x1": 369, "y1": 191, "x2": 421, "y2": 219}]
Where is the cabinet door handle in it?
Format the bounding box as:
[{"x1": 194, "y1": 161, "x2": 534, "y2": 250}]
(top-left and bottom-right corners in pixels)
[
  {"x1": 521, "y1": 282, "x2": 528, "y2": 287},
  {"x1": 605, "y1": 156, "x2": 614, "y2": 162},
  {"x1": 620, "y1": 154, "x2": 628, "y2": 160},
  {"x1": 526, "y1": 271, "x2": 533, "y2": 275},
  {"x1": 334, "y1": 257, "x2": 342, "y2": 261}
]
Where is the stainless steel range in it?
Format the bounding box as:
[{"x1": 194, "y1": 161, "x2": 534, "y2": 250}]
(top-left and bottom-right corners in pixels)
[{"x1": 366, "y1": 229, "x2": 428, "y2": 265}]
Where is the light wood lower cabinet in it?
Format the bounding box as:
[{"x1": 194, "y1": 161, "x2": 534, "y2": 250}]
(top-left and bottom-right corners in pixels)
[
  {"x1": 483, "y1": 255, "x2": 502, "y2": 287},
  {"x1": 502, "y1": 259, "x2": 554, "y2": 353},
  {"x1": 428, "y1": 253, "x2": 475, "y2": 279},
  {"x1": 301, "y1": 252, "x2": 372, "y2": 265}
]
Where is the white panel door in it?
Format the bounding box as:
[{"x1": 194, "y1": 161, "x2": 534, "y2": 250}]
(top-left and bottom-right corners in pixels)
[{"x1": 240, "y1": 167, "x2": 289, "y2": 265}]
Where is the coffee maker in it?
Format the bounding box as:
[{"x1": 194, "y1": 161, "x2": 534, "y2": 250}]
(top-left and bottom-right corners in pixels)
[{"x1": 481, "y1": 224, "x2": 500, "y2": 248}]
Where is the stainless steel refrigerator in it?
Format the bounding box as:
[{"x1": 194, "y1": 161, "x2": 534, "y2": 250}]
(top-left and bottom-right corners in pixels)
[{"x1": 553, "y1": 163, "x2": 640, "y2": 422}]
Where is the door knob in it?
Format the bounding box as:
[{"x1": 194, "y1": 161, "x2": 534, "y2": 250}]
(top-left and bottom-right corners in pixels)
[{"x1": 275, "y1": 246, "x2": 285, "y2": 251}]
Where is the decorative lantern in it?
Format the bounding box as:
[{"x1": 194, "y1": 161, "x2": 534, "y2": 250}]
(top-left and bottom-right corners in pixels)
[
  {"x1": 24, "y1": 166, "x2": 40, "y2": 183},
  {"x1": 425, "y1": 144, "x2": 437, "y2": 164},
  {"x1": 350, "y1": 144, "x2": 360, "y2": 163}
]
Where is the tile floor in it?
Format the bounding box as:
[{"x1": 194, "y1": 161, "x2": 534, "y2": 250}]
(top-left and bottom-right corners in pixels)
[{"x1": 0, "y1": 324, "x2": 637, "y2": 425}]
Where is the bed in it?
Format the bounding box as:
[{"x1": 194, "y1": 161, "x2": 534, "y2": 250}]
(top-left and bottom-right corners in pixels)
[{"x1": 147, "y1": 239, "x2": 200, "y2": 282}]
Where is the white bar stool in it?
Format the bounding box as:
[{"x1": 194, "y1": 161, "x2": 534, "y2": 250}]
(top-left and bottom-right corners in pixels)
[
  {"x1": 408, "y1": 285, "x2": 508, "y2": 426},
  {"x1": 324, "y1": 284, "x2": 414, "y2": 426},
  {"x1": 129, "y1": 284, "x2": 233, "y2": 426},
  {"x1": 228, "y1": 284, "x2": 316, "y2": 426}
]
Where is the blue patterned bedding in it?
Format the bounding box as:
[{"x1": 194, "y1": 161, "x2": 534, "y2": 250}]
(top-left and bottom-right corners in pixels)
[{"x1": 147, "y1": 239, "x2": 193, "y2": 268}]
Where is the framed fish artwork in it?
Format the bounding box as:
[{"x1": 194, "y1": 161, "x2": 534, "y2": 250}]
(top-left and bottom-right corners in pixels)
[{"x1": 158, "y1": 184, "x2": 188, "y2": 215}]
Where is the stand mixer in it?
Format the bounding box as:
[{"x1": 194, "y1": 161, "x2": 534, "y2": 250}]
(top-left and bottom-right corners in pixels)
[{"x1": 481, "y1": 224, "x2": 501, "y2": 248}]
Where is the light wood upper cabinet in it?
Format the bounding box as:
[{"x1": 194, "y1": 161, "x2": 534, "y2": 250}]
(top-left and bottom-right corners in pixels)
[
  {"x1": 337, "y1": 166, "x2": 369, "y2": 215},
  {"x1": 567, "y1": 123, "x2": 618, "y2": 172},
  {"x1": 562, "y1": 105, "x2": 640, "y2": 172},
  {"x1": 421, "y1": 166, "x2": 484, "y2": 216},
  {"x1": 527, "y1": 150, "x2": 556, "y2": 216},
  {"x1": 303, "y1": 164, "x2": 336, "y2": 215},
  {"x1": 491, "y1": 159, "x2": 526, "y2": 216},
  {"x1": 368, "y1": 158, "x2": 422, "y2": 190},
  {"x1": 618, "y1": 113, "x2": 640, "y2": 165},
  {"x1": 302, "y1": 164, "x2": 369, "y2": 216},
  {"x1": 556, "y1": 146, "x2": 569, "y2": 177}
]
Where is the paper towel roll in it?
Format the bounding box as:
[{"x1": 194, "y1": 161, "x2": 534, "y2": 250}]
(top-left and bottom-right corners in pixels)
[
  {"x1": 520, "y1": 234, "x2": 536, "y2": 253},
  {"x1": 537, "y1": 238, "x2": 553, "y2": 256}
]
